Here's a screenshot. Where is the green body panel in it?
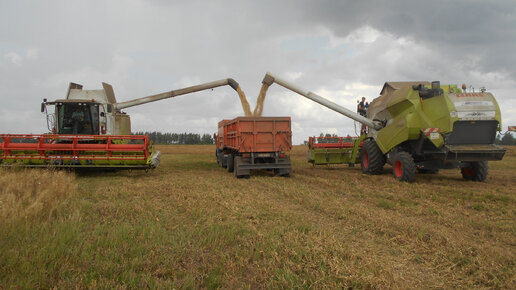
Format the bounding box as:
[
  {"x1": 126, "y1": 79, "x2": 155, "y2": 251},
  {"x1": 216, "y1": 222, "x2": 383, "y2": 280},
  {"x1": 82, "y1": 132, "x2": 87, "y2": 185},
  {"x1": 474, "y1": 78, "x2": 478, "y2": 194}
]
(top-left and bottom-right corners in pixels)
[
  {"x1": 308, "y1": 135, "x2": 365, "y2": 165},
  {"x1": 375, "y1": 114, "x2": 422, "y2": 153},
  {"x1": 418, "y1": 94, "x2": 452, "y2": 148},
  {"x1": 370, "y1": 83, "x2": 502, "y2": 154}
]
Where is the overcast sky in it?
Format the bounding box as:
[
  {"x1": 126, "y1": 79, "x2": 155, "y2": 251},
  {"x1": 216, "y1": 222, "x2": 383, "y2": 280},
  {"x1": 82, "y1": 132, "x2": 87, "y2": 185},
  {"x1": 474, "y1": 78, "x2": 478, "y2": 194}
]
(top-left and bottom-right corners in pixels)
[{"x1": 1, "y1": 0, "x2": 515, "y2": 144}]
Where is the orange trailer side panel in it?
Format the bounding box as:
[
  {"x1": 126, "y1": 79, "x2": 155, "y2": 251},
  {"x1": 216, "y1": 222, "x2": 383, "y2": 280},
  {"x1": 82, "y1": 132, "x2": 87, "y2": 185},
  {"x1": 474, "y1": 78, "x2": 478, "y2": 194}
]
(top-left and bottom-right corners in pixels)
[{"x1": 218, "y1": 117, "x2": 292, "y2": 153}]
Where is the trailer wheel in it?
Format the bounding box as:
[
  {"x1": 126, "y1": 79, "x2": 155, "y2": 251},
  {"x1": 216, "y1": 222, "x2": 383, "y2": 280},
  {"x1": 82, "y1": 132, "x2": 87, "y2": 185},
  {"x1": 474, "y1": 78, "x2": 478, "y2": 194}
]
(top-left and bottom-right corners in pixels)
[
  {"x1": 461, "y1": 161, "x2": 488, "y2": 182},
  {"x1": 360, "y1": 140, "x2": 385, "y2": 175},
  {"x1": 392, "y1": 151, "x2": 416, "y2": 182},
  {"x1": 227, "y1": 154, "x2": 235, "y2": 172}
]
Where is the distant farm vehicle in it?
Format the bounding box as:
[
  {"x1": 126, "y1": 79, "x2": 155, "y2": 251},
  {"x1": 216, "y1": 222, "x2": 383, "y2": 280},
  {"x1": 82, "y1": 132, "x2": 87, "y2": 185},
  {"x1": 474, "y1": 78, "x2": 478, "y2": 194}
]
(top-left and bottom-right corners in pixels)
[
  {"x1": 216, "y1": 117, "x2": 292, "y2": 178},
  {"x1": 261, "y1": 72, "x2": 506, "y2": 182},
  {"x1": 1, "y1": 79, "x2": 242, "y2": 170},
  {"x1": 307, "y1": 135, "x2": 366, "y2": 166}
]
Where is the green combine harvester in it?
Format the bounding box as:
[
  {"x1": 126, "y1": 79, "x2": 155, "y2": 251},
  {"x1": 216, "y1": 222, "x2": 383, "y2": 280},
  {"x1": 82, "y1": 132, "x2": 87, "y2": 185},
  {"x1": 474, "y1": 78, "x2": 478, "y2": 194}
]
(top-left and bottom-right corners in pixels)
[{"x1": 262, "y1": 73, "x2": 506, "y2": 182}]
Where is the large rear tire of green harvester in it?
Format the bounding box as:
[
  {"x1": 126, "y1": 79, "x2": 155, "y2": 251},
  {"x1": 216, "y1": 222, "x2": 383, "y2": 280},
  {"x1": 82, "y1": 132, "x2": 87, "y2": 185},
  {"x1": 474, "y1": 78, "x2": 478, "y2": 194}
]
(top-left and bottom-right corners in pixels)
[
  {"x1": 360, "y1": 140, "x2": 386, "y2": 175},
  {"x1": 227, "y1": 154, "x2": 235, "y2": 172},
  {"x1": 392, "y1": 151, "x2": 416, "y2": 182},
  {"x1": 461, "y1": 161, "x2": 488, "y2": 182}
]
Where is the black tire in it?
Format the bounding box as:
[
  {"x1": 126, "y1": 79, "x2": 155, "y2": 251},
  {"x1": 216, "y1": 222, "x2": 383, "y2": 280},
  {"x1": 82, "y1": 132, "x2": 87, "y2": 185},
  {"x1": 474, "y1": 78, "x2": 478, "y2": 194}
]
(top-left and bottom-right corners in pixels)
[
  {"x1": 227, "y1": 154, "x2": 235, "y2": 172},
  {"x1": 392, "y1": 151, "x2": 416, "y2": 182},
  {"x1": 221, "y1": 153, "x2": 227, "y2": 168},
  {"x1": 461, "y1": 161, "x2": 488, "y2": 182},
  {"x1": 417, "y1": 168, "x2": 439, "y2": 174},
  {"x1": 360, "y1": 140, "x2": 386, "y2": 175}
]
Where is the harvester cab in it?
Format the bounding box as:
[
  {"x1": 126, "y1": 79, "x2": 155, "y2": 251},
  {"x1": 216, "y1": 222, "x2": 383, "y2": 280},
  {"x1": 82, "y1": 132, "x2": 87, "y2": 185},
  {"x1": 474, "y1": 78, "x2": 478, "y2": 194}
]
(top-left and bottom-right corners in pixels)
[
  {"x1": 260, "y1": 72, "x2": 506, "y2": 182},
  {"x1": 41, "y1": 82, "x2": 119, "y2": 135}
]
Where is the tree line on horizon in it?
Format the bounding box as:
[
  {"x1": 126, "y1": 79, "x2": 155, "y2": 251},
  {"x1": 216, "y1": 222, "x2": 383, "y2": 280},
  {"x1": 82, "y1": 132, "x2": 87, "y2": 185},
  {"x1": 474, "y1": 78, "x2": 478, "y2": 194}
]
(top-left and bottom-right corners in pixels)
[
  {"x1": 495, "y1": 133, "x2": 516, "y2": 145},
  {"x1": 133, "y1": 131, "x2": 215, "y2": 145}
]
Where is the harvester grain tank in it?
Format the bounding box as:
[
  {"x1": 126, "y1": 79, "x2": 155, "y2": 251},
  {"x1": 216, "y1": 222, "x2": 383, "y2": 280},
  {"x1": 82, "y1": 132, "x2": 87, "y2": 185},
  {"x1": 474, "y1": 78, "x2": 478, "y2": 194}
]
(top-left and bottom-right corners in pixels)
[
  {"x1": 216, "y1": 117, "x2": 292, "y2": 178},
  {"x1": 261, "y1": 72, "x2": 506, "y2": 182},
  {"x1": 1, "y1": 79, "x2": 242, "y2": 169}
]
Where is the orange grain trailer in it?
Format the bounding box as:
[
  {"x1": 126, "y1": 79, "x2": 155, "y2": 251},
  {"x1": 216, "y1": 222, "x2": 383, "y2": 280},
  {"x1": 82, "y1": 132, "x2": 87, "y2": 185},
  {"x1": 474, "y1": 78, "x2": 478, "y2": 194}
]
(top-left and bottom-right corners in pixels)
[{"x1": 216, "y1": 117, "x2": 292, "y2": 178}]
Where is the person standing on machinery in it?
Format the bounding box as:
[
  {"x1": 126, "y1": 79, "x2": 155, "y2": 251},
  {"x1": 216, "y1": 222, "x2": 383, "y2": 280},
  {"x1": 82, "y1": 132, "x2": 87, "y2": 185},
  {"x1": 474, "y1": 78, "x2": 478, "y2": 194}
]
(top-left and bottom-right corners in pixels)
[{"x1": 357, "y1": 97, "x2": 368, "y2": 135}]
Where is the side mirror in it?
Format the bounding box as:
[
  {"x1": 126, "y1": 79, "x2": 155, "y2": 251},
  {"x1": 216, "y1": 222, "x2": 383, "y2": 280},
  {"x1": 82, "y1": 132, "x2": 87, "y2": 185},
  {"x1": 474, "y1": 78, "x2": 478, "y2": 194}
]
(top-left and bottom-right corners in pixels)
[
  {"x1": 107, "y1": 104, "x2": 112, "y2": 113},
  {"x1": 41, "y1": 103, "x2": 45, "y2": 113}
]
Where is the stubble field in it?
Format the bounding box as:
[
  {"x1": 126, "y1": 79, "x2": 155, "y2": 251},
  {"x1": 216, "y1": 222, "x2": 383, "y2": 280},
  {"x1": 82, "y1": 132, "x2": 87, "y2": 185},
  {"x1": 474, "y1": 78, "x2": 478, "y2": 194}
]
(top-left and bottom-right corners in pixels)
[{"x1": 1, "y1": 145, "x2": 515, "y2": 288}]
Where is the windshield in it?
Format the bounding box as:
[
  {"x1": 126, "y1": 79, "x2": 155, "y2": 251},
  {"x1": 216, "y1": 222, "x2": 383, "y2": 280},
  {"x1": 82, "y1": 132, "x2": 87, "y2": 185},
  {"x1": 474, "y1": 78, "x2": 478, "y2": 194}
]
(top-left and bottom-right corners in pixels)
[{"x1": 57, "y1": 103, "x2": 99, "y2": 134}]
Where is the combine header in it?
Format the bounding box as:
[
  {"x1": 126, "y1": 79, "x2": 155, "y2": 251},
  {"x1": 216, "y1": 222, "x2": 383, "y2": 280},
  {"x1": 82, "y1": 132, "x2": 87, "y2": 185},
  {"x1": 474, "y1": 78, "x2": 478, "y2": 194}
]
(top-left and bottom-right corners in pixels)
[
  {"x1": 307, "y1": 135, "x2": 366, "y2": 166},
  {"x1": 1, "y1": 78, "x2": 243, "y2": 170},
  {"x1": 0, "y1": 134, "x2": 158, "y2": 169}
]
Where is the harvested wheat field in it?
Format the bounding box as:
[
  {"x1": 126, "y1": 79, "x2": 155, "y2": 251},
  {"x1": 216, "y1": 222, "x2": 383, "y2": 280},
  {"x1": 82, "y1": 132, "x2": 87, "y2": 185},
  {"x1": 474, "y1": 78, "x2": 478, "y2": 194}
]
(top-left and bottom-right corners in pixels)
[{"x1": 1, "y1": 145, "x2": 515, "y2": 288}]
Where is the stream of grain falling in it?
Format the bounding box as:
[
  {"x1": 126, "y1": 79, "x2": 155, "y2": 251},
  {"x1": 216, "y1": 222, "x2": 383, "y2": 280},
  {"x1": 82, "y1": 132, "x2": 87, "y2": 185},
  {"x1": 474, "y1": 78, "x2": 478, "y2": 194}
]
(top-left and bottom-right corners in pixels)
[
  {"x1": 252, "y1": 83, "x2": 270, "y2": 117},
  {"x1": 236, "y1": 86, "x2": 252, "y2": 116}
]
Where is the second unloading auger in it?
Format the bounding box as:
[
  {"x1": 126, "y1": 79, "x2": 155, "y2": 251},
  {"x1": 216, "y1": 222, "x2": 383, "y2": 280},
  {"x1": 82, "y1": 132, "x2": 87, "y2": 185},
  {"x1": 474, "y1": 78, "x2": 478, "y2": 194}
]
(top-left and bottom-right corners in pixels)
[{"x1": 0, "y1": 78, "x2": 242, "y2": 170}]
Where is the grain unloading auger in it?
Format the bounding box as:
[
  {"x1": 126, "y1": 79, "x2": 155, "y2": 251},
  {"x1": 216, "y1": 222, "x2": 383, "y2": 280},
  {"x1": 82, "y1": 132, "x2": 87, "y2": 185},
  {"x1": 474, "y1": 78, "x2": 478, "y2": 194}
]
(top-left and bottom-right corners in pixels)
[
  {"x1": 262, "y1": 72, "x2": 506, "y2": 182},
  {"x1": 0, "y1": 79, "x2": 241, "y2": 169}
]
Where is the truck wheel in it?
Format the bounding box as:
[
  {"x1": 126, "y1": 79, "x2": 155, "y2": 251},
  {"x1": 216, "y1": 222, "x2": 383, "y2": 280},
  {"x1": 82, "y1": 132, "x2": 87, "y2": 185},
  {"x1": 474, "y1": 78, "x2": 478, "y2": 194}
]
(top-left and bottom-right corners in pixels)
[
  {"x1": 461, "y1": 161, "x2": 488, "y2": 182},
  {"x1": 221, "y1": 153, "x2": 227, "y2": 168},
  {"x1": 227, "y1": 154, "x2": 235, "y2": 172},
  {"x1": 217, "y1": 151, "x2": 225, "y2": 167},
  {"x1": 360, "y1": 140, "x2": 385, "y2": 175},
  {"x1": 392, "y1": 151, "x2": 416, "y2": 182}
]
